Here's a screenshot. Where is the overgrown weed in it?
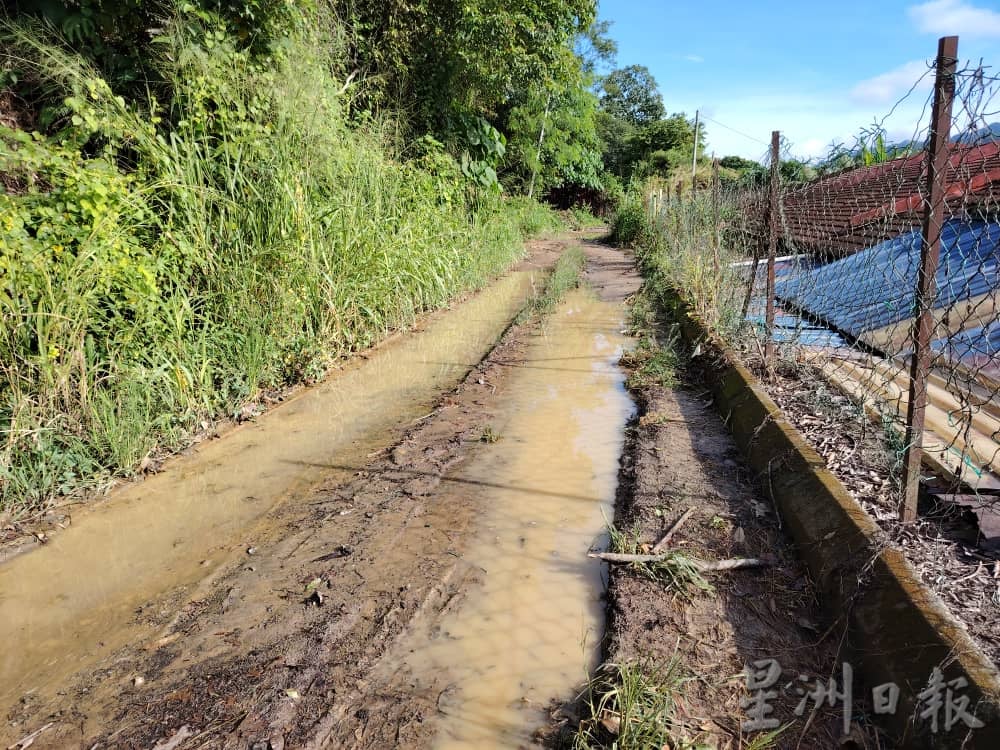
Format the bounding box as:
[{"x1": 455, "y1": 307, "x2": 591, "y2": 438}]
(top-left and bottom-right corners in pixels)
[
  {"x1": 573, "y1": 658, "x2": 691, "y2": 750},
  {"x1": 518, "y1": 244, "x2": 586, "y2": 323},
  {"x1": 606, "y1": 522, "x2": 713, "y2": 597},
  {"x1": 0, "y1": 13, "x2": 563, "y2": 514}
]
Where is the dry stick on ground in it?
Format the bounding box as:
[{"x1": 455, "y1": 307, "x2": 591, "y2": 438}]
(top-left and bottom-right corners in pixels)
[
  {"x1": 7, "y1": 723, "x2": 54, "y2": 750},
  {"x1": 588, "y1": 552, "x2": 771, "y2": 572},
  {"x1": 651, "y1": 507, "x2": 696, "y2": 553}
]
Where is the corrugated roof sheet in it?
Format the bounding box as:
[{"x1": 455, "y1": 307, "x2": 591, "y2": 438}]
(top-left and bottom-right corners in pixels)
[
  {"x1": 932, "y1": 320, "x2": 1000, "y2": 382},
  {"x1": 775, "y1": 219, "x2": 1000, "y2": 340},
  {"x1": 771, "y1": 142, "x2": 1000, "y2": 256}
]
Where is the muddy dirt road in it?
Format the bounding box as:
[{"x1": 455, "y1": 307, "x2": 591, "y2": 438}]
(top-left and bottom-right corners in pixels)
[{"x1": 3, "y1": 237, "x2": 863, "y2": 750}]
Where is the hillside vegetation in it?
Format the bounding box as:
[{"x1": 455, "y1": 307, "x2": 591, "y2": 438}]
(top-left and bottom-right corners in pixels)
[
  {"x1": 0, "y1": 0, "x2": 746, "y2": 514},
  {"x1": 0, "y1": 1, "x2": 588, "y2": 513}
]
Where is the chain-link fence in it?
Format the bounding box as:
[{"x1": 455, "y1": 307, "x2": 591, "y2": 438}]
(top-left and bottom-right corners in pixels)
[
  {"x1": 638, "y1": 37, "x2": 1000, "y2": 661},
  {"x1": 652, "y1": 37, "x2": 1000, "y2": 534}
]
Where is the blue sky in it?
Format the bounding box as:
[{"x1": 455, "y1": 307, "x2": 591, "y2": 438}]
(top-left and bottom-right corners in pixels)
[{"x1": 597, "y1": 0, "x2": 1000, "y2": 161}]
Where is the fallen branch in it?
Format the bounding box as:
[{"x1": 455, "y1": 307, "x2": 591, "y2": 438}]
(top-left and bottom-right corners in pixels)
[
  {"x1": 651, "y1": 507, "x2": 696, "y2": 553},
  {"x1": 151, "y1": 726, "x2": 195, "y2": 750},
  {"x1": 588, "y1": 551, "x2": 771, "y2": 572},
  {"x1": 8, "y1": 723, "x2": 54, "y2": 750},
  {"x1": 697, "y1": 557, "x2": 771, "y2": 572}
]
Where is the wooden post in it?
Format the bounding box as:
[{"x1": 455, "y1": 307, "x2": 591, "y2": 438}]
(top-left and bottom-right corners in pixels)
[
  {"x1": 712, "y1": 155, "x2": 721, "y2": 276},
  {"x1": 675, "y1": 180, "x2": 683, "y2": 235},
  {"x1": 901, "y1": 36, "x2": 959, "y2": 523},
  {"x1": 764, "y1": 131, "x2": 780, "y2": 366},
  {"x1": 740, "y1": 246, "x2": 760, "y2": 321},
  {"x1": 692, "y1": 109, "x2": 700, "y2": 193}
]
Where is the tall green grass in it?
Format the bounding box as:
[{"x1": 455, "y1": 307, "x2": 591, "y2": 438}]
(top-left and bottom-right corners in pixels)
[
  {"x1": 611, "y1": 184, "x2": 746, "y2": 336},
  {"x1": 0, "y1": 11, "x2": 563, "y2": 515},
  {"x1": 526, "y1": 244, "x2": 586, "y2": 318}
]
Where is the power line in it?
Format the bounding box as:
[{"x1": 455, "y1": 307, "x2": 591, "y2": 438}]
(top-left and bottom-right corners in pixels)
[{"x1": 700, "y1": 115, "x2": 770, "y2": 147}]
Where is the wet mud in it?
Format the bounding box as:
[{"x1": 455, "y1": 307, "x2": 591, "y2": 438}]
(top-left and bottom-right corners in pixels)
[{"x1": 1, "y1": 236, "x2": 877, "y2": 750}]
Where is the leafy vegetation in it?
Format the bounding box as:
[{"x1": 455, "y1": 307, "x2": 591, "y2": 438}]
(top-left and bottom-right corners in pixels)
[
  {"x1": 596, "y1": 65, "x2": 705, "y2": 185},
  {"x1": 0, "y1": 1, "x2": 773, "y2": 515},
  {"x1": 815, "y1": 121, "x2": 916, "y2": 176},
  {"x1": 0, "y1": 2, "x2": 579, "y2": 514},
  {"x1": 610, "y1": 180, "x2": 748, "y2": 341},
  {"x1": 623, "y1": 341, "x2": 680, "y2": 390},
  {"x1": 566, "y1": 205, "x2": 605, "y2": 229}
]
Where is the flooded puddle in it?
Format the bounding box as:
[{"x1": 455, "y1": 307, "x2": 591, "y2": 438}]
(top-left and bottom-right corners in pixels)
[
  {"x1": 0, "y1": 271, "x2": 542, "y2": 708},
  {"x1": 399, "y1": 287, "x2": 634, "y2": 748}
]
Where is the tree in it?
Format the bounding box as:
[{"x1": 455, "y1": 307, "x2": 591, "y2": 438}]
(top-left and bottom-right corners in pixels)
[
  {"x1": 599, "y1": 65, "x2": 664, "y2": 128},
  {"x1": 629, "y1": 113, "x2": 697, "y2": 158},
  {"x1": 575, "y1": 18, "x2": 617, "y2": 76},
  {"x1": 719, "y1": 155, "x2": 759, "y2": 171},
  {"x1": 595, "y1": 108, "x2": 636, "y2": 178},
  {"x1": 503, "y1": 19, "x2": 610, "y2": 196},
  {"x1": 332, "y1": 0, "x2": 596, "y2": 128}
]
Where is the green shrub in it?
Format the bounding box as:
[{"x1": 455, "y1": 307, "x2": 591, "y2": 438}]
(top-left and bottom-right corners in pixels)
[
  {"x1": 0, "y1": 9, "x2": 552, "y2": 513},
  {"x1": 609, "y1": 194, "x2": 651, "y2": 247},
  {"x1": 567, "y1": 205, "x2": 604, "y2": 229},
  {"x1": 506, "y1": 195, "x2": 566, "y2": 237}
]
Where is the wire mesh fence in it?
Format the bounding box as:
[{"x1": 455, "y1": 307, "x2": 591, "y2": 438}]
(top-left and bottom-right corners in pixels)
[{"x1": 645, "y1": 36, "x2": 1000, "y2": 535}]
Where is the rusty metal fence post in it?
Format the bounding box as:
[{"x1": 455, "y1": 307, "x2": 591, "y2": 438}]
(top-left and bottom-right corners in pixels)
[
  {"x1": 764, "y1": 131, "x2": 780, "y2": 366},
  {"x1": 901, "y1": 36, "x2": 959, "y2": 523},
  {"x1": 712, "y1": 156, "x2": 721, "y2": 276},
  {"x1": 675, "y1": 180, "x2": 683, "y2": 235}
]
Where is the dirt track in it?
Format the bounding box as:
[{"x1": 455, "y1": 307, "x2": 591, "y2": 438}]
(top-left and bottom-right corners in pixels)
[
  {"x1": 4, "y1": 238, "x2": 875, "y2": 750},
  {"x1": 3, "y1": 237, "x2": 582, "y2": 749}
]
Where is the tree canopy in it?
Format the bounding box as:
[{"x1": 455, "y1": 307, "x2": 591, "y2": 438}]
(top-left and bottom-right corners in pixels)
[{"x1": 599, "y1": 64, "x2": 664, "y2": 127}]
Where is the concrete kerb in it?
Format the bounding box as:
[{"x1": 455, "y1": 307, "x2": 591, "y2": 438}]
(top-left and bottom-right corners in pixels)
[{"x1": 662, "y1": 291, "x2": 1000, "y2": 748}]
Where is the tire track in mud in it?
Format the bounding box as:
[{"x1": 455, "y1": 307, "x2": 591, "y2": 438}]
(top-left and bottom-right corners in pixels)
[
  {"x1": 1, "y1": 238, "x2": 576, "y2": 750},
  {"x1": 5, "y1": 237, "x2": 873, "y2": 750}
]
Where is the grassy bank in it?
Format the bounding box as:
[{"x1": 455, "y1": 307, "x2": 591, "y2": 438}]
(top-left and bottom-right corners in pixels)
[
  {"x1": 610, "y1": 186, "x2": 747, "y2": 336},
  {"x1": 0, "y1": 10, "x2": 563, "y2": 516},
  {"x1": 523, "y1": 243, "x2": 587, "y2": 320}
]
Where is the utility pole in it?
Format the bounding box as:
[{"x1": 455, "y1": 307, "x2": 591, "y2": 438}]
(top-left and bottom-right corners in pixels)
[{"x1": 691, "y1": 109, "x2": 700, "y2": 191}]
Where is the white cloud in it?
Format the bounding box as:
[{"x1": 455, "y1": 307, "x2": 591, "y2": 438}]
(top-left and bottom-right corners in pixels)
[
  {"x1": 850, "y1": 60, "x2": 933, "y2": 105},
  {"x1": 908, "y1": 0, "x2": 1000, "y2": 37},
  {"x1": 683, "y1": 54, "x2": 704, "y2": 63},
  {"x1": 694, "y1": 89, "x2": 932, "y2": 162},
  {"x1": 798, "y1": 138, "x2": 829, "y2": 159}
]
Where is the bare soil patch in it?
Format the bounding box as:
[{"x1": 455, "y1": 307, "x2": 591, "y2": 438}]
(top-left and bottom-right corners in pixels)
[{"x1": 544, "y1": 250, "x2": 883, "y2": 748}]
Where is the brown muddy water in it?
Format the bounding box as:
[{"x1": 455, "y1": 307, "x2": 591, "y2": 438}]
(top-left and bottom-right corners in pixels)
[
  {"x1": 0, "y1": 271, "x2": 543, "y2": 709},
  {"x1": 397, "y1": 287, "x2": 634, "y2": 748}
]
